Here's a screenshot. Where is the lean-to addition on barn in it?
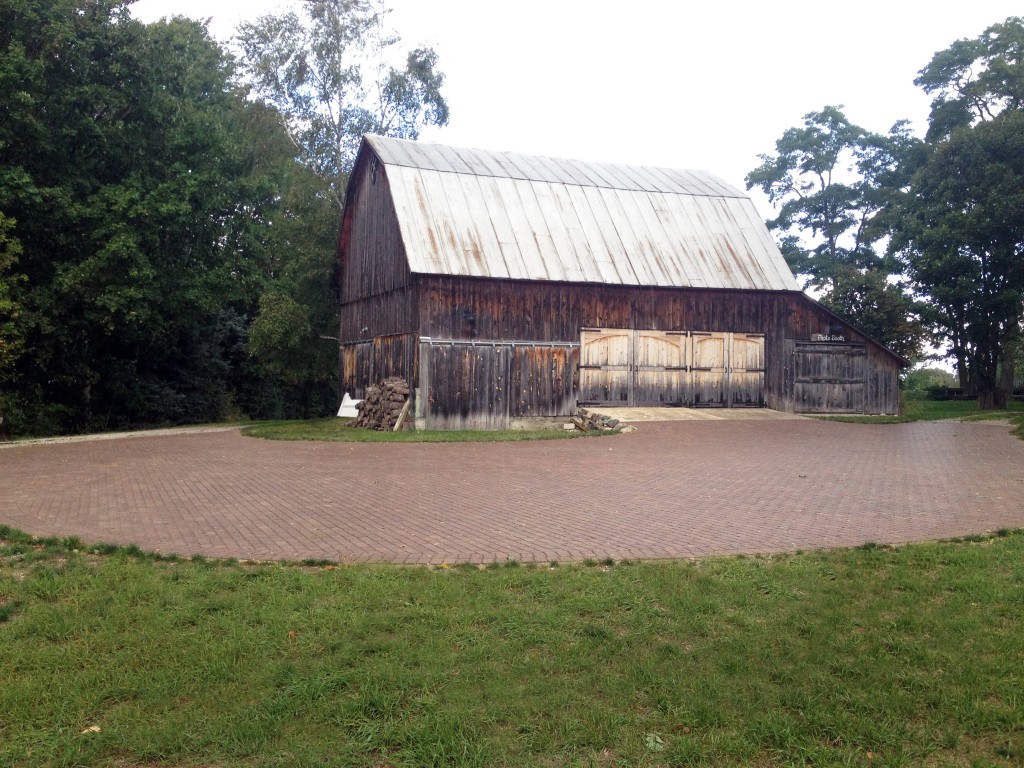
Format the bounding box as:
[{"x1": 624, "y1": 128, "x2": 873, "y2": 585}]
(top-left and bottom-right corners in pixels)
[{"x1": 338, "y1": 135, "x2": 906, "y2": 429}]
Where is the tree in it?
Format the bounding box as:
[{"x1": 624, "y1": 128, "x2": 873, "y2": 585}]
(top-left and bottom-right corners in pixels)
[
  {"x1": 237, "y1": 105, "x2": 342, "y2": 419},
  {"x1": 890, "y1": 17, "x2": 1024, "y2": 408},
  {"x1": 746, "y1": 107, "x2": 927, "y2": 359},
  {"x1": 915, "y1": 16, "x2": 1024, "y2": 141},
  {"x1": 0, "y1": 0, "x2": 339, "y2": 434},
  {"x1": 890, "y1": 111, "x2": 1024, "y2": 408},
  {"x1": 235, "y1": 0, "x2": 450, "y2": 211},
  {"x1": 0, "y1": 212, "x2": 25, "y2": 432}
]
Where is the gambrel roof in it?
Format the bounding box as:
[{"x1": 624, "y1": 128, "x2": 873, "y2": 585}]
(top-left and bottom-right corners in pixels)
[{"x1": 357, "y1": 135, "x2": 800, "y2": 292}]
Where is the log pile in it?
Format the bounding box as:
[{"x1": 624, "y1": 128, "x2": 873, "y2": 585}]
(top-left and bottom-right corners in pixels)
[
  {"x1": 353, "y1": 377, "x2": 412, "y2": 431},
  {"x1": 569, "y1": 408, "x2": 620, "y2": 433}
]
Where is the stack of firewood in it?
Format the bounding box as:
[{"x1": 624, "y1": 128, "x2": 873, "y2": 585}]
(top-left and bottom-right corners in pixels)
[
  {"x1": 353, "y1": 377, "x2": 412, "y2": 431},
  {"x1": 570, "y1": 408, "x2": 620, "y2": 433}
]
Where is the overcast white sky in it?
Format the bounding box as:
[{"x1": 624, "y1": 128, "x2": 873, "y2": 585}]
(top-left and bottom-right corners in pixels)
[{"x1": 131, "y1": 0, "x2": 1022, "y2": 218}]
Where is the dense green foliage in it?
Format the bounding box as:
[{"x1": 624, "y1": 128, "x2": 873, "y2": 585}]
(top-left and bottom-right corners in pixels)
[
  {"x1": 753, "y1": 17, "x2": 1024, "y2": 407},
  {"x1": 901, "y1": 366, "x2": 958, "y2": 397},
  {"x1": 891, "y1": 112, "x2": 1024, "y2": 407},
  {"x1": 745, "y1": 107, "x2": 928, "y2": 360},
  {"x1": 0, "y1": 0, "x2": 439, "y2": 436},
  {"x1": 2, "y1": 526, "x2": 1023, "y2": 766},
  {"x1": 889, "y1": 17, "x2": 1024, "y2": 409}
]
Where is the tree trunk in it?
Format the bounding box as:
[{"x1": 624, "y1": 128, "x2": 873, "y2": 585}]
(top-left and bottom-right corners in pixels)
[
  {"x1": 997, "y1": 347, "x2": 1015, "y2": 409},
  {"x1": 978, "y1": 387, "x2": 997, "y2": 410},
  {"x1": 973, "y1": 360, "x2": 1000, "y2": 410}
]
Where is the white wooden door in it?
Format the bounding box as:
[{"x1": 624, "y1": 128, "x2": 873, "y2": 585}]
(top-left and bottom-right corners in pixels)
[
  {"x1": 727, "y1": 333, "x2": 766, "y2": 406},
  {"x1": 633, "y1": 330, "x2": 687, "y2": 406},
  {"x1": 578, "y1": 328, "x2": 632, "y2": 405},
  {"x1": 689, "y1": 332, "x2": 728, "y2": 406}
]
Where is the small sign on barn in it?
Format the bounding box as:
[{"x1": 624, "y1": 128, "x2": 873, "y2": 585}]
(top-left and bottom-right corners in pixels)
[{"x1": 337, "y1": 135, "x2": 907, "y2": 429}]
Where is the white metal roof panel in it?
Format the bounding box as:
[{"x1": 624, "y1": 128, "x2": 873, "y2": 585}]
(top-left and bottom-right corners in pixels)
[{"x1": 368, "y1": 135, "x2": 799, "y2": 291}]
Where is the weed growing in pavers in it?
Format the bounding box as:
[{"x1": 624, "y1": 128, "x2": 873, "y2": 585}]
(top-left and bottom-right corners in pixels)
[{"x1": 1, "y1": 527, "x2": 1023, "y2": 767}]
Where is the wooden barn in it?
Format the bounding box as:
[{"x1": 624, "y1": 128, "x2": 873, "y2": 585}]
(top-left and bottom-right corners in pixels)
[{"x1": 337, "y1": 135, "x2": 907, "y2": 429}]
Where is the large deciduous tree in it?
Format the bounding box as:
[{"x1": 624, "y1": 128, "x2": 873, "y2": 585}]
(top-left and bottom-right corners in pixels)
[
  {"x1": 891, "y1": 111, "x2": 1024, "y2": 409},
  {"x1": 746, "y1": 107, "x2": 927, "y2": 360},
  {"x1": 235, "y1": 0, "x2": 450, "y2": 211},
  {"x1": 891, "y1": 17, "x2": 1024, "y2": 408},
  {"x1": 914, "y1": 16, "x2": 1024, "y2": 141},
  {"x1": 0, "y1": 0, "x2": 337, "y2": 434}
]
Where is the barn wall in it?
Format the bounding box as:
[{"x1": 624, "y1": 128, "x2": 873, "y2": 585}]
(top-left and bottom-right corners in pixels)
[
  {"x1": 339, "y1": 333, "x2": 418, "y2": 399},
  {"x1": 338, "y1": 151, "x2": 414, "y2": 342},
  {"x1": 414, "y1": 276, "x2": 902, "y2": 419},
  {"x1": 417, "y1": 339, "x2": 579, "y2": 429},
  {"x1": 418, "y1": 275, "x2": 789, "y2": 408},
  {"x1": 418, "y1": 276, "x2": 789, "y2": 341},
  {"x1": 779, "y1": 294, "x2": 901, "y2": 414},
  {"x1": 339, "y1": 285, "x2": 418, "y2": 342},
  {"x1": 336, "y1": 151, "x2": 421, "y2": 399},
  {"x1": 335, "y1": 280, "x2": 900, "y2": 424}
]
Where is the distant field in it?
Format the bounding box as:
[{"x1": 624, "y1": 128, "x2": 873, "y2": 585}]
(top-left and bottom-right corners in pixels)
[{"x1": 2, "y1": 526, "x2": 1022, "y2": 767}]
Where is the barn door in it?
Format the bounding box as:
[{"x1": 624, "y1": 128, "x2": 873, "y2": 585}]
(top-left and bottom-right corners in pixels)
[
  {"x1": 689, "y1": 332, "x2": 728, "y2": 406},
  {"x1": 728, "y1": 333, "x2": 766, "y2": 407},
  {"x1": 423, "y1": 341, "x2": 512, "y2": 429},
  {"x1": 633, "y1": 330, "x2": 687, "y2": 406},
  {"x1": 579, "y1": 329, "x2": 764, "y2": 408},
  {"x1": 579, "y1": 328, "x2": 632, "y2": 405},
  {"x1": 791, "y1": 342, "x2": 866, "y2": 413}
]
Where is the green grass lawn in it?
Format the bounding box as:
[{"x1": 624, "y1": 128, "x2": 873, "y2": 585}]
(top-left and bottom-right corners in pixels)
[
  {"x1": 247, "y1": 398, "x2": 1024, "y2": 443},
  {"x1": 817, "y1": 397, "x2": 1024, "y2": 438},
  {"x1": 242, "y1": 417, "x2": 609, "y2": 442},
  {"x1": 2, "y1": 526, "x2": 1022, "y2": 767}
]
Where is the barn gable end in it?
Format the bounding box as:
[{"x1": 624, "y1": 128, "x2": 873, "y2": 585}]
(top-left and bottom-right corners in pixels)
[{"x1": 338, "y1": 135, "x2": 906, "y2": 428}]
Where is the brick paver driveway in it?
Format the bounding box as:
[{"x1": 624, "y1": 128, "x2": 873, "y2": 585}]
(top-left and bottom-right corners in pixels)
[{"x1": 2, "y1": 420, "x2": 1023, "y2": 563}]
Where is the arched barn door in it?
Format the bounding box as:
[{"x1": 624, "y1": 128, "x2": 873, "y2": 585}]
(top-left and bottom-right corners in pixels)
[
  {"x1": 728, "y1": 333, "x2": 766, "y2": 407},
  {"x1": 578, "y1": 329, "x2": 764, "y2": 408},
  {"x1": 690, "y1": 332, "x2": 728, "y2": 406},
  {"x1": 634, "y1": 330, "x2": 687, "y2": 406},
  {"x1": 578, "y1": 329, "x2": 633, "y2": 405}
]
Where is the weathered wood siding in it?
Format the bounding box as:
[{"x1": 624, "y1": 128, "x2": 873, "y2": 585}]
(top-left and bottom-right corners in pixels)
[
  {"x1": 788, "y1": 341, "x2": 867, "y2": 413},
  {"x1": 338, "y1": 285, "x2": 417, "y2": 342},
  {"x1": 417, "y1": 339, "x2": 578, "y2": 429},
  {"x1": 413, "y1": 276, "x2": 901, "y2": 418},
  {"x1": 418, "y1": 275, "x2": 789, "y2": 341},
  {"x1": 510, "y1": 345, "x2": 577, "y2": 417},
  {"x1": 339, "y1": 334, "x2": 418, "y2": 399},
  {"x1": 335, "y1": 153, "x2": 415, "y2": 346},
  {"x1": 779, "y1": 295, "x2": 901, "y2": 415}
]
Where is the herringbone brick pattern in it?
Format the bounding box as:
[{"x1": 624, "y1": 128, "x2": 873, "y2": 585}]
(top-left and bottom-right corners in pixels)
[{"x1": 2, "y1": 420, "x2": 1022, "y2": 563}]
